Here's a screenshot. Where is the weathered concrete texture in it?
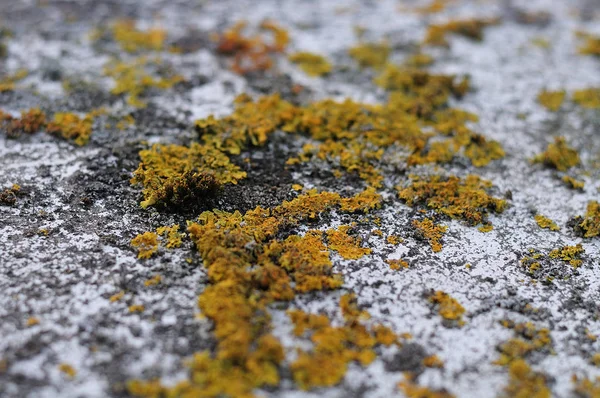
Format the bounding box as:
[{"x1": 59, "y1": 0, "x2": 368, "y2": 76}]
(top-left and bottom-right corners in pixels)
[{"x1": 1, "y1": 0, "x2": 600, "y2": 397}]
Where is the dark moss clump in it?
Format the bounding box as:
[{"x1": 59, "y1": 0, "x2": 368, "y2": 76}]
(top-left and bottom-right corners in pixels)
[
  {"x1": 0, "y1": 184, "x2": 21, "y2": 206},
  {"x1": 153, "y1": 170, "x2": 221, "y2": 211}
]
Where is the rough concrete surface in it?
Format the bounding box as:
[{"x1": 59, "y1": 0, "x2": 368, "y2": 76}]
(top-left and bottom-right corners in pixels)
[{"x1": 1, "y1": 0, "x2": 600, "y2": 397}]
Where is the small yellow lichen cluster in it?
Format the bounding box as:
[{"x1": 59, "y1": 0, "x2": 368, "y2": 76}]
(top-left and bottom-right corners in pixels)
[
  {"x1": 549, "y1": 244, "x2": 584, "y2": 267},
  {"x1": 533, "y1": 137, "x2": 580, "y2": 171},
  {"x1": 571, "y1": 201, "x2": 600, "y2": 238},
  {"x1": 58, "y1": 363, "x2": 77, "y2": 378},
  {"x1": 573, "y1": 375, "x2": 600, "y2": 397},
  {"x1": 398, "y1": 375, "x2": 455, "y2": 398},
  {"x1": 537, "y1": 89, "x2": 565, "y2": 112},
  {"x1": 326, "y1": 225, "x2": 371, "y2": 259},
  {"x1": 289, "y1": 52, "x2": 332, "y2": 76},
  {"x1": 562, "y1": 175, "x2": 584, "y2": 190},
  {"x1": 103, "y1": 57, "x2": 183, "y2": 107},
  {"x1": 131, "y1": 225, "x2": 184, "y2": 258},
  {"x1": 387, "y1": 259, "x2": 409, "y2": 270},
  {"x1": 534, "y1": 214, "x2": 560, "y2": 231},
  {"x1": 398, "y1": 175, "x2": 507, "y2": 226},
  {"x1": 130, "y1": 232, "x2": 159, "y2": 259},
  {"x1": 0, "y1": 107, "x2": 98, "y2": 145},
  {"x1": 572, "y1": 88, "x2": 600, "y2": 109},
  {"x1": 111, "y1": 20, "x2": 167, "y2": 53},
  {"x1": 424, "y1": 18, "x2": 499, "y2": 47},
  {"x1": 413, "y1": 218, "x2": 447, "y2": 252},
  {"x1": 46, "y1": 112, "x2": 94, "y2": 146},
  {"x1": 503, "y1": 359, "x2": 551, "y2": 398},
  {"x1": 0, "y1": 69, "x2": 28, "y2": 92},
  {"x1": 214, "y1": 20, "x2": 289, "y2": 75},
  {"x1": 348, "y1": 41, "x2": 390, "y2": 69},
  {"x1": 0, "y1": 183, "x2": 21, "y2": 206},
  {"x1": 495, "y1": 320, "x2": 552, "y2": 366},
  {"x1": 577, "y1": 32, "x2": 600, "y2": 57},
  {"x1": 289, "y1": 294, "x2": 399, "y2": 390},
  {"x1": 428, "y1": 290, "x2": 465, "y2": 326}
]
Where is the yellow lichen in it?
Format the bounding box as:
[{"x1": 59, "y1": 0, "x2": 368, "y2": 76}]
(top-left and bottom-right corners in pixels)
[
  {"x1": 131, "y1": 232, "x2": 159, "y2": 259},
  {"x1": 573, "y1": 375, "x2": 600, "y2": 397},
  {"x1": 503, "y1": 359, "x2": 550, "y2": 398},
  {"x1": 326, "y1": 225, "x2": 371, "y2": 260},
  {"x1": 534, "y1": 215, "x2": 560, "y2": 231},
  {"x1": 59, "y1": 363, "x2": 77, "y2": 378},
  {"x1": 289, "y1": 52, "x2": 332, "y2": 76},
  {"x1": 532, "y1": 137, "x2": 580, "y2": 172},
  {"x1": 109, "y1": 291, "x2": 125, "y2": 302},
  {"x1": 387, "y1": 259, "x2": 409, "y2": 270},
  {"x1": 423, "y1": 354, "x2": 444, "y2": 368},
  {"x1": 572, "y1": 201, "x2": 600, "y2": 238},
  {"x1": 413, "y1": 218, "x2": 447, "y2": 252},
  {"x1": 424, "y1": 18, "x2": 499, "y2": 47},
  {"x1": 156, "y1": 224, "x2": 183, "y2": 248},
  {"x1": 129, "y1": 305, "x2": 145, "y2": 313},
  {"x1": 577, "y1": 32, "x2": 600, "y2": 57},
  {"x1": 428, "y1": 290, "x2": 465, "y2": 325},
  {"x1": 144, "y1": 275, "x2": 162, "y2": 287},
  {"x1": 478, "y1": 224, "x2": 493, "y2": 233},
  {"x1": 495, "y1": 321, "x2": 552, "y2": 365},
  {"x1": 549, "y1": 244, "x2": 584, "y2": 267},
  {"x1": 26, "y1": 317, "x2": 40, "y2": 327},
  {"x1": 537, "y1": 90, "x2": 565, "y2": 112},
  {"x1": 398, "y1": 175, "x2": 507, "y2": 226},
  {"x1": 572, "y1": 88, "x2": 600, "y2": 109},
  {"x1": 103, "y1": 57, "x2": 183, "y2": 107},
  {"x1": 46, "y1": 112, "x2": 94, "y2": 146},
  {"x1": 562, "y1": 175, "x2": 584, "y2": 190},
  {"x1": 348, "y1": 41, "x2": 390, "y2": 69},
  {"x1": 398, "y1": 375, "x2": 455, "y2": 398},
  {"x1": 112, "y1": 20, "x2": 166, "y2": 53}
]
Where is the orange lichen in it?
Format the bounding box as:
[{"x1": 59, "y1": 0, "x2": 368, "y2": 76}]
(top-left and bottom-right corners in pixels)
[
  {"x1": 289, "y1": 52, "x2": 332, "y2": 76},
  {"x1": 128, "y1": 305, "x2": 145, "y2": 313},
  {"x1": 549, "y1": 244, "x2": 584, "y2": 267},
  {"x1": 532, "y1": 137, "x2": 580, "y2": 171},
  {"x1": 534, "y1": 214, "x2": 560, "y2": 231},
  {"x1": 423, "y1": 354, "x2": 444, "y2": 368},
  {"x1": 428, "y1": 291, "x2": 465, "y2": 325},
  {"x1": 537, "y1": 89, "x2": 565, "y2": 112},
  {"x1": 326, "y1": 225, "x2": 371, "y2": 259},
  {"x1": 413, "y1": 218, "x2": 447, "y2": 252},
  {"x1": 398, "y1": 175, "x2": 507, "y2": 226},
  {"x1": 156, "y1": 224, "x2": 183, "y2": 248},
  {"x1": 26, "y1": 317, "x2": 40, "y2": 327},
  {"x1": 131, "y1": 232, "x2": 159, "y2": 259},
  {"x1": 424, "y1": 18, "x2": 499, "y2": 47},
  {"x1": 214, "y1": 21, "x2": 289, "y2": 75},
  {"x1": 571, "y1": 201, "x2": 600, "y2": 238}
]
